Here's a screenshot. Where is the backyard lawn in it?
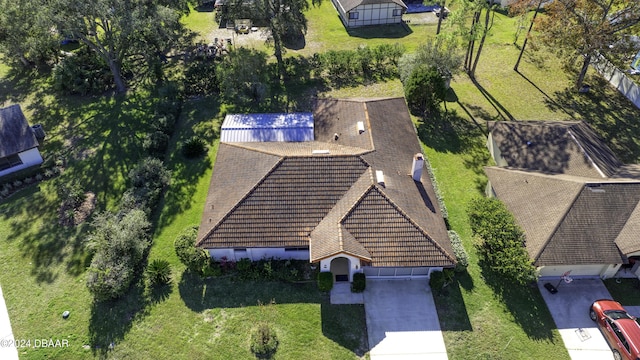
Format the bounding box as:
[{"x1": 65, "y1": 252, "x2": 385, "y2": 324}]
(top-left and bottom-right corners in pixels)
[{"x1": 3, "y1": 3, "x2": 640, "y2": 360}]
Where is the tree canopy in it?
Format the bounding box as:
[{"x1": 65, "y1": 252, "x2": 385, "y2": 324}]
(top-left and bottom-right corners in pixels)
[{"x1": 512, "y1": 0, "x2": 640, "y2": 90}]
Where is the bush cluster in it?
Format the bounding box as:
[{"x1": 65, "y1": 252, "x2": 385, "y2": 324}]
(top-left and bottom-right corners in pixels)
[
  {"x1": 121, "y1": 157, "x2": 170, "y2": 213},
  {"x1": 351, "y1": 272, "x2": 366, "y2": 293},
  {"x1": 143, "y1": 82, "x2": 182, "y2": 158},
  {"x1": 52, "y1": 46, "x2": 116, "y2": 95},
  {"x1": 468, "y1": 197, "x2": 537, "y2": 285},
  {"x1": 231, "y1": 259, "x2": 307, "y2": 282},
  {"x1": 429, "y1": 269, "x2": 454, "y2": 295},
  {"x1": 314, "y1": 44, "x2": 405, "y2": 86},
  {"x1": 448, "y1": 230, "x2": 469, "y2": 272},
  {"x1": 181, "y1": 136, "x2": 207, "y2": 158},
  {"x1": 183, "y1": 59, "x2": 220, "y2": 96},
  {"x1": 317, "y1": 271, "x2": 333, "y2": 292},
  {"x1": 250, "y1": 323, "x2": 279, "y2": 358},
  {"x1": 174, "y1": 225, "x2": 210, "y2": 273},
  {"x1": 86, "y1": 209, "x2": 151, "y2": 301}
]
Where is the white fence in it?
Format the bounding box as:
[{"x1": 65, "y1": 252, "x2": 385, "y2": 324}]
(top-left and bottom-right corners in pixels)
[{"x1": 592, "y1": 55, "x2": 640, "y2": 109}]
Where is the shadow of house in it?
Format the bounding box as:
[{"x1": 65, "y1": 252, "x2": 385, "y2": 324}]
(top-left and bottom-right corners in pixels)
[{"x1": 485, "y1": 120, "x2": 640, "y2": 278}]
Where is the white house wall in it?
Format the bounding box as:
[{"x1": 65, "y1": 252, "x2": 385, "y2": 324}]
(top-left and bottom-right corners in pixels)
[
  {"x1": 537, "y1": 264, "x2": 619, "y2": 278},
  {"x1": 208, "y1": 248, "x2": 310, "y2": 261},
  {"x1": 319, "y1": 253, "x2": 362, "y2": 282},
  {"x1": 344, "y1": 3, "x2": 404, "y2": 28},
  {"x1": 0, "y1": 148, "x2": 43, "y2": 178}
]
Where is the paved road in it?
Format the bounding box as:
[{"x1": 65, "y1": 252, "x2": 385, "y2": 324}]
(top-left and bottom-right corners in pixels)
[
  {"x1": 538, "y1": 278, "x2": 615, "y2": 360},
  {"x1": 364, "y1": 280, "x2": 448, "y2": 359}
]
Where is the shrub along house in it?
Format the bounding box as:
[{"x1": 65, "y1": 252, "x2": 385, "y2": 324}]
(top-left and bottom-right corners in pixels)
[
  {"x1": 331, "y1": 0, "x2": 407, "y2": 28},
  {"x1": 485, "y1": 120, "x2": 640, "y2": 278},
  {"x1": 0, "y1": 104, "x2": 44, "y2": 178},
  {"x1": 196, "y1": 98, "x2": 456, "y2": 282}
]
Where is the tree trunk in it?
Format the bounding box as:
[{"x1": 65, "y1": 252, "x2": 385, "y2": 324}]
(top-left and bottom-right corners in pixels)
[
  {"x1": 106, "y1": 56, "x2": 127, "y2": 93},
  {"x1": 465, "y1": 11, "x2": 480, "y2": 73},
  {"x1": 273, "y1": 35, "x2": 286, "y2": 81},
  {"x1": 436, "y1": 0, "x2": 445, "y2": 35},
  {"x1": 576, "y1": 54, "x2": 591, "y2": 91},
  {"x1": 470, "y1": 7, "x2": 491, "y2": 78}
]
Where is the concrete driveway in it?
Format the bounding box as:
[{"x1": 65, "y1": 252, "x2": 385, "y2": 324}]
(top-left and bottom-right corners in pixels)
[
  {"x1": 364, "y1": 279, "x2": 448, "y2": 359},
  {"x1": 538, "y1": 277, "x2": 615, "y2": 360}
]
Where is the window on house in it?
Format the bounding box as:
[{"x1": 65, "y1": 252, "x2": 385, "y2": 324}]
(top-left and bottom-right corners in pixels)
[
  {"x1": 392, "y1": 9, "x2": 402, "y2": 16},
  {"x1": 0, "y1": 154, "x2": 23, "y2": 171},
  {"x1": 284, "y1": 247, "x2": 307, "y2": 252},
  {"x1": 349, "y1": 12, "x2": 359, "y2": 19}
]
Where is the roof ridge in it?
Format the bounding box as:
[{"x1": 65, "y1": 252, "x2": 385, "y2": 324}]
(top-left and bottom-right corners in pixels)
[
  {"x1": 195, "y1": 157, "x2": 284, "y2": 247},
  {"x1": 566, "y1": 128, "x2": 607, "y2": 178}
]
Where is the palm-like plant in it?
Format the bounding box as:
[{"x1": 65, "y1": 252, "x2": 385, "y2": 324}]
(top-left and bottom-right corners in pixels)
[{"x1": 147, "y1": 259, "x2": 172, "y2": 286}]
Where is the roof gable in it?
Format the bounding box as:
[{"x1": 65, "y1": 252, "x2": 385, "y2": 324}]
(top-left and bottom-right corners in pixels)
[
  {"x1": 342, "y1": 187, "x2": 455, "y2": 267},
  {"x1": 0, "y1": 105, "x2": 39, "y2": 158}
]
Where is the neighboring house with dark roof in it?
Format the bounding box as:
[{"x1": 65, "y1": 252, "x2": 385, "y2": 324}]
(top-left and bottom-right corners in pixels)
[
  {"x1": 0, "y1": 105, "x2": 43, "y2": 178},
  {"x1": 485, "y1": 120, "x2": 640, "y2": 278},
  {"x1": 330, "y1": 0, "x2": 407, "y2": 28},
  {"x1": 196, "y1": 97, "x2": 456, "y2": 282}
]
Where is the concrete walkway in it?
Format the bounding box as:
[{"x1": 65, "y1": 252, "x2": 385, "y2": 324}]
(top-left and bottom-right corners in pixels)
[
  {"x1": 364, "y1": 280, "x2": 448, "y2": 359},
  {"x1": 330, "y1": 282, "x2": 364, "y2": 304},
  {"x1": 0, "y1": 285, "x2": 18, "y2": 360},
  {"x1": 538, "y1": 278, "x2": 614, "y2": 360}
]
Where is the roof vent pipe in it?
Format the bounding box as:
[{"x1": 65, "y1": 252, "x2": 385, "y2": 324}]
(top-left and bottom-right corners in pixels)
[
  {"x1": 411, "y1": 153, "x2": 424, "y2": 181},
  {"x1": 357, "y1": 121, "x2": 365, "y2": 134},
  {"x1": 376, "y1": 170, "x2": 385, "y2": 185}
]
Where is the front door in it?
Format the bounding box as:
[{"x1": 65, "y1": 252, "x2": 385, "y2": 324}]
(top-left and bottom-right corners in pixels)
[{"x1": 330, "y1": 257, "x2": 350, "y2": 282}]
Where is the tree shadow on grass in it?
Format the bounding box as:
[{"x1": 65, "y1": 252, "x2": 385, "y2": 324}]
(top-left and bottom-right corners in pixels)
[
  {"x1": 89, "y1": 277, "x2": 173, "y2": 357},
  {"x1": 478, "y1": 259, "x2": 557, "y2": 340},
  {"x1": 545, "y1": 74, "x2": 640, "y2": 163},
  {"x1": 431, "y1": 271, "x2": 473, "y2": 332},
  {"x1": 417, "y1": 108, "x2": 491, "y2": 193},
  {"x1": 320, "y1": 301, "x2": 368, "y2": 357},
  {"x1": 178, "y1": 271, "x2": 320, "y2": 311}
]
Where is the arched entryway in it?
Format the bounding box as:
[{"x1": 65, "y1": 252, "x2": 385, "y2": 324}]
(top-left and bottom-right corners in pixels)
[{"x1": 330, "y1": 257, "x2": 350, "y2": 282}]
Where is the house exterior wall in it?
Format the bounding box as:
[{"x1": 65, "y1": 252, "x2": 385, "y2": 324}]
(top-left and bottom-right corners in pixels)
[
  {"x1": 332, "y1": 1, "x2": 405, "y2": 28},
  {"x1": 537, "y1": 264, "x2": 620, "y2": 278},
  {"x1": 0, "y1": 148, "x2": 43, "y2": 178},
  {"x1": 208, "y1": 247, "x2": 310, "y2": 261},
  {"x1": 319, "y1": 253, "x2": 362, "y2": 282},
  {"x1": 487, "y1": 133, "x2": 507, "y2": 167}
]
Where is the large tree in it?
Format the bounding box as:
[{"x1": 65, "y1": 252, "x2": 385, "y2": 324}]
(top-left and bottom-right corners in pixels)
[
  {"x1": 0, "y1": 0, "x2": 59, "y2": 67},
  {"x1": 450, "y1": 0, "x2": 497, "y2": 78},
  {"x1": 263, "y1": 0, "x2": 310, "y2": 79},
  {"x1": 50, "y1": 0, "x2": 191, "y2": 93},
  {"x1": 515, "y1": 0, "x2": 640, "y2": 90}
]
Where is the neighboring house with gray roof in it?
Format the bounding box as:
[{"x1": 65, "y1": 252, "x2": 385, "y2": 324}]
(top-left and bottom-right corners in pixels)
[
  {"x1": 485, "y1": 120, "x2": 640, "y2": 278},
  {"x1": 330, "y1": 0, "x2": 407, "y2": 28},
  {"x1": 0, "y1": 105, "x2": 43, "y2": 178},
  {"x1": 196, "y1": 97, "x2": 455, "y2": 282}
]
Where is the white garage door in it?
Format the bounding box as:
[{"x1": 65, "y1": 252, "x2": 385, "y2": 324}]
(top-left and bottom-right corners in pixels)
[{"x1": 364, "y1": 267, "x2": 430, "y2": 279}]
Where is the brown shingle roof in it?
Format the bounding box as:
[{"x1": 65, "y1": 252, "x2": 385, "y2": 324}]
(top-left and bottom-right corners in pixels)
[
  {"x1": 489, "y1": 120, "x2": 621, "y2": 178},
  {"x1": 197, "y1": 98, "x2": 455, "y2": 268},
  {"x1": 486, "y1": 166, "x2": 640, "y2": 266},
  {"x1": 0, "y1": 105, "x2": 39, "y2": 158}
]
